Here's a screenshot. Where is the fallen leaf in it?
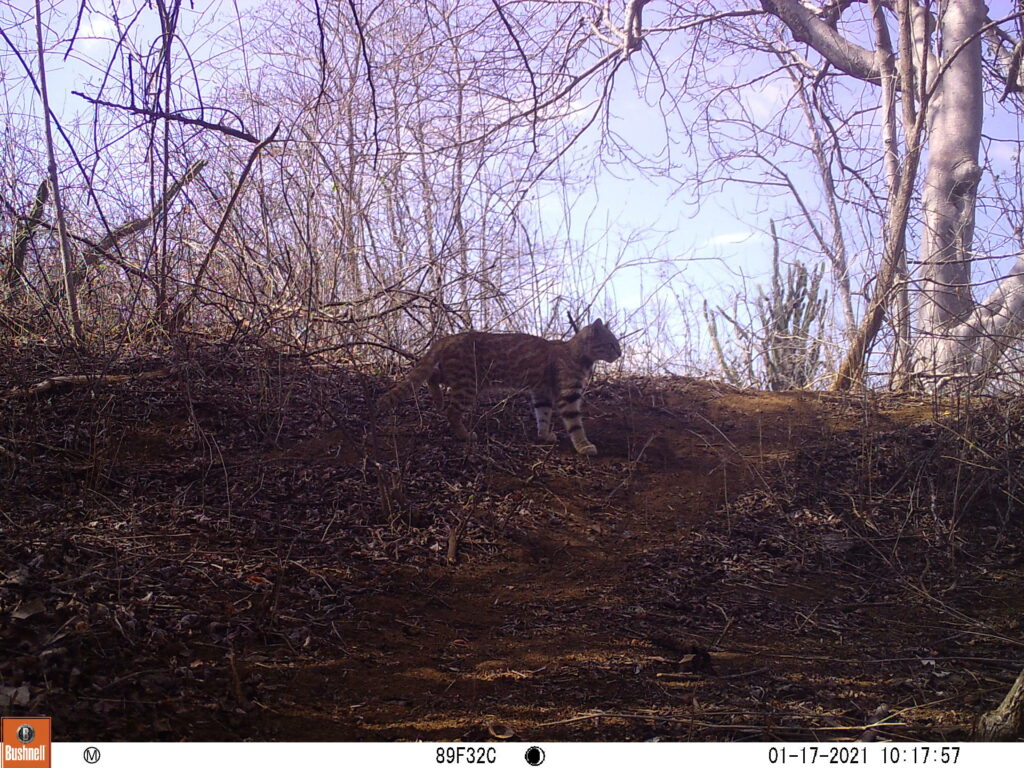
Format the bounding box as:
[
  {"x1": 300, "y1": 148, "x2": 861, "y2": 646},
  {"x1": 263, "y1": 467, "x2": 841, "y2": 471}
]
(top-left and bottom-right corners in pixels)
[{"x1": 12, "y1": 597, "x2": 45, "y2": 620}]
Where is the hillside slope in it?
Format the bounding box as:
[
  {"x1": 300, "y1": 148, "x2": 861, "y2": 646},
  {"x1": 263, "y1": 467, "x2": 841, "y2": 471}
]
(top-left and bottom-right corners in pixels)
[{"x1": 1, "y1": 345, "x2": 1022, "y2": 741}]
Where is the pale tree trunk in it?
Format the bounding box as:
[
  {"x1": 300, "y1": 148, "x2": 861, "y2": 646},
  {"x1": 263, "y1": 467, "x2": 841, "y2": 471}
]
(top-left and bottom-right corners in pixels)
[
  {"x1": 913, "y1": 0, "x2": 986, "y2": 381},
  {"x1": 929, "y1": 260, "x2": 1024, "y2": 379},
  {"x1": 909, "y1": 0, "x2": 1024, "y2": 385}
]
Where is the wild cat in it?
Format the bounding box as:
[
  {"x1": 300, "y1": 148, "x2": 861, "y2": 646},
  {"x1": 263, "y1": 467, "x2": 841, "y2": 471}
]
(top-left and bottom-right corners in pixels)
[{"x1": 378, "y1": 319, "x2": 622, "y2": 455}]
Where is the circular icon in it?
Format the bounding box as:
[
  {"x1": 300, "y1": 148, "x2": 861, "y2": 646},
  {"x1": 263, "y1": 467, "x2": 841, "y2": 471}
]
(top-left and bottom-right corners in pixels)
[
  {"x1": 16, "y1": 724, "x2": 34, "y2": 744},
  {"x1": 84, "y1": 746, "x2": 101, "y2": 764},
  {"x1": 524, "y1": 746, "x2": 545, "y2": 766}
]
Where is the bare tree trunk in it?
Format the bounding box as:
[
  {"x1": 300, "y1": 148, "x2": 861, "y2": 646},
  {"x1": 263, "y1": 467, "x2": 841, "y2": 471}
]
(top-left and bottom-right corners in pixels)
[
  {"x1": 870, "y1": 0, "x2": 913, "y2": 387},
  {"x1": 833, "y1": 0, "x2": 926, "y2": 390},
  {"x1": 930, "y1": 258, "x2": 1024, "y2": 380},
  {"x1": 35, "y1": 0, "x2": 83, "y2": 342},
  {"x1": 912, "y1": 8, "x2": 1024, "y2": 385},
  {"x1": 154, "y1": 0, "x2": 179, "y2": 329},
  {"x1": 3, "y1": 179, "x2": 48, "y2": 302},
  {"x1": 913, "y1": 0, "x2": 986, "y2": 380}
]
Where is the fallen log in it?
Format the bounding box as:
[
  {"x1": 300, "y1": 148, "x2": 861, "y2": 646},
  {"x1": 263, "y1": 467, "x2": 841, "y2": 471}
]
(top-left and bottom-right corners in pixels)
[{"x1": 2, "y1": 368, "x2": 174, "y2": 400}]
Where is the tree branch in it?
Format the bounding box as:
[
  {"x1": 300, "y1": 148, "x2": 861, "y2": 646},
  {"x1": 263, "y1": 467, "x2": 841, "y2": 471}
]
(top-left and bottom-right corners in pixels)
[
  {"x1": 762, "y1": 0, "x2": 882, "y2": 84},
  {"x1": 72, "y1": 91, "x2": 260, "y2": 143}
]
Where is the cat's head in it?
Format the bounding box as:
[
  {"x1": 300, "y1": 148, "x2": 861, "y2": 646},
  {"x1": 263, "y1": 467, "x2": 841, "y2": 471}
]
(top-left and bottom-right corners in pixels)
[{"x1": 577, "y1": 318, "x2": 622, "y2": 363}]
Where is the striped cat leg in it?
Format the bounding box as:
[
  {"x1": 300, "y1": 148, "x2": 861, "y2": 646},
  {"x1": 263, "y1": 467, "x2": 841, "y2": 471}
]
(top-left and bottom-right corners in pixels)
[
  {"x1": 558, "y1": 386, "x2": 597, "y2": 456},
  {"x1": 532, "y1": 389, "x2": 556, "y2": 442}
]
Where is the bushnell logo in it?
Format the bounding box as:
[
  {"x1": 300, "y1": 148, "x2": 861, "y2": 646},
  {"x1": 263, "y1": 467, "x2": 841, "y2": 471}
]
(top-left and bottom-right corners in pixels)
[{"x1": 2, "y1": 716, "x2": 51, "y2": 767}]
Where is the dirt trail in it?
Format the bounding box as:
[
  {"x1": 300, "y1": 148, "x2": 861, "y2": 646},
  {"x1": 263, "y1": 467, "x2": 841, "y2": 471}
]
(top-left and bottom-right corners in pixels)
[{"x1": 1, "y1": 350, "x2": 1021, "y2": 741}]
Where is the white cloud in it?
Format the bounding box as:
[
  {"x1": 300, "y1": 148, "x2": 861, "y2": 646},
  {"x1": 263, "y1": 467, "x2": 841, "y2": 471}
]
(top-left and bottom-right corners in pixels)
[
  {"x1": 740, "y1": 78, "x2": 791, "y2": 123},
  {"x1": 78, "y1": 11, "x2": 116, "y2": 53},
  {"x1": 986, "y1": 140, "x2": 1018, "y2": 169}
]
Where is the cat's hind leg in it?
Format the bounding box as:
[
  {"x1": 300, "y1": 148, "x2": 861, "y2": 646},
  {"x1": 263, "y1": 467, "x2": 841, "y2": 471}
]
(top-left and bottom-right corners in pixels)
[{"x1": 532, "y1": 389, "x2": 556, "y2": 443}]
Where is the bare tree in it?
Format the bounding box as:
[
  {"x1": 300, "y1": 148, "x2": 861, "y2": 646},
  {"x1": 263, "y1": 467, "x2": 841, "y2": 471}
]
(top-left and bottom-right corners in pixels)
[
  {"x1": 710, "y1": 0, "x2": 1023, "y2": 388},
  {"x1": 472, "y1": 1, "x2": 1024, "y2": 389},
  {"x1": 753, "y1": 0, "x2": 991, "y2": 387},
  {"x1": 34, "y1": 0, "x2": 82, "y2": 342},
  {"x1": 2, "y1": 179, "x2": 48, "y2": 303},
  {"x1": 16, "y1": 0, "x2": 1024, "y2": 391}
]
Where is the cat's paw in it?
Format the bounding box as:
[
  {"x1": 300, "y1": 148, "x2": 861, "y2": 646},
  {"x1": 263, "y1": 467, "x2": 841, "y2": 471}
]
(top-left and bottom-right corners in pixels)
[
  {"x1": 575, "y1": 442, "x2": 598, "y2": 457},
  {"x1": 537, "y1": 431, "x2": 557, "y2": 443}
]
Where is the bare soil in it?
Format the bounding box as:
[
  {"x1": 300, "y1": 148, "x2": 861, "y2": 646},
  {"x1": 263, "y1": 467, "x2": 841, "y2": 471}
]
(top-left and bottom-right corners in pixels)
[{"x1": 1, "y1": 343, "x2": 1022, "y2": 742}]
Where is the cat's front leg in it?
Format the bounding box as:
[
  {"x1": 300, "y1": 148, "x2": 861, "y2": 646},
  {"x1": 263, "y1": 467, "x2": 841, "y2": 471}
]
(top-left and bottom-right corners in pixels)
[
  {"x1": 445, "y1": 394, "x2": 477, "y2": 442},
  {"x1": 558, "y1": 387, "x2": 597, "y2": 456}
]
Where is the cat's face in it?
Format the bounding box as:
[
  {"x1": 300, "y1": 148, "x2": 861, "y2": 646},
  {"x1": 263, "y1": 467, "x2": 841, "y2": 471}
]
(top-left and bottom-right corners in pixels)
[{"x1": 582, "y1": 319, "x2": 622, "y2": 362}]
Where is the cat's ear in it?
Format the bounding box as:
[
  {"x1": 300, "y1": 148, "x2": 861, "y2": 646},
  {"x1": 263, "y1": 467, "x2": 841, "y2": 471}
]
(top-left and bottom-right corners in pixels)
[{"x1": 594, "y1": 318, "x2": 604, "y2": 328}]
